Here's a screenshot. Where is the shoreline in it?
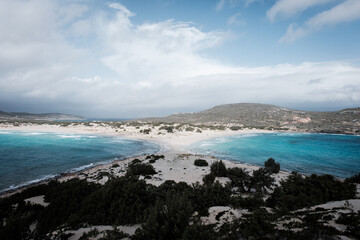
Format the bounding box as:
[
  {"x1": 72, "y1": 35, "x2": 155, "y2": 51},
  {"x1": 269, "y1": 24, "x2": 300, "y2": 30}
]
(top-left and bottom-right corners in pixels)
[
  {"x1": 0, "y1": 123, "x2": 277, "y2": 197},
  {"x1": 0, "y1": 122, "x2": 355, "y2": 196}
]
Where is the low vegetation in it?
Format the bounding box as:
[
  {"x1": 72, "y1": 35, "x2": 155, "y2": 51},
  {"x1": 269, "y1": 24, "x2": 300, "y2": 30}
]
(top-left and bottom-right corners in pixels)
[
  {"x1": 0, "y1": 157, "x2": 358, "y2": 240},
  {"x1": 194, "y1": 159, "x2": 209, "y2": 167}
]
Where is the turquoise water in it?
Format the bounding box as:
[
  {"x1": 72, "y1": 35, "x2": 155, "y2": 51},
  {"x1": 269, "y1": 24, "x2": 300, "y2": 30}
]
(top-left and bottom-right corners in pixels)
[
  {"x1": 190, "y1": 133, "x2": 360, "y2": 178},
  {"x1": 0, "y1": 131, "x2": 159, "y2": 192}
]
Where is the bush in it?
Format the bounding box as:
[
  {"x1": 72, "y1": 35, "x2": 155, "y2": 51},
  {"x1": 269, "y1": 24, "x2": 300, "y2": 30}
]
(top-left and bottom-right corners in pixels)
[
  {"x1": 202, "y1": 173, "x2": 215, "y2": 185},
  {"x1": 134, "y1": 192, "x2": 193, "y2": 240},
  {"x1": 146, "y1": 155, "x2": 164, "y2": 164},
  {"x1": 126, "y1": 163, "x2": 157, "y2": 176},
  {"x1": 248, "y1": 168, "x2": 274, "y2": 194},
  {"x1": 182, "y1": 223, "x2": 217, "y2": 240},
  {"x1": 336, "y1": 211, "x2": 360, "y2": 238},
  {"x1": 210, "y1": 161, "x2": 227, "y2": 177},
  {"x1": 185, "y1": 127, "x2": 194, "y2": 132},
  {"x1": 346, "y1": 173, "x2": 360, "y2": 184},
  {"x1": 140, "y1": 129, "x2": 151, "y2": 134},
  {"x1": 227, "y1": 167, "x2": 250, "y2": 192},
  {"x1": 230, "y1": 194, "x2": 265, "y2": 210},
  {"x1": 264, "y1": 158, "x2": 280, "y2": 174},
  {"x1": 229, "y1": 126, "x2": 242, "y2": 131},
  {"x1": 131, "y1": 159, "x2": 141, "y2": 164},
  {"x1": 267, "y1": 172, "x2": 356, "y2": 212},
  {"x1": 100, "y1": 229, "x2": 129, "y2": 240},
  {"x1": 159, "y1": 126, "x2": 174, "y2": 133},
  {"x1": 194, "y1": 159, "x2": 208, "y2": 167}
]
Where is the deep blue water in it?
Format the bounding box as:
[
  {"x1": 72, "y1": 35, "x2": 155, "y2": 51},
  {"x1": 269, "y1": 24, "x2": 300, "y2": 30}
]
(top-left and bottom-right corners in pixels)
[
  {"x1": 0, "y1": 131, "x2": 159, "y2": 192},
  {"x1": 190, "y1": 133, "x2": 360, "y2": 178}
]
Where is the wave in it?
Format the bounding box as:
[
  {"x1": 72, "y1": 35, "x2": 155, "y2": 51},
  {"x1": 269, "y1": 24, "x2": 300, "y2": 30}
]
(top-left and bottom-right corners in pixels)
[
  {"x1": 58, "y1": 134, "x2": 82, "y2": 139},
  {"x1": 233, "y1": 133, "x2": 261, "y2": 138},
  {"x1": 86, "y1": 136, "x2": 98, "y2": 138},
  {"x1": 0, "y1": 134, "x2": 161, "y2": 193},
  {"x1": 0, "y1": 174, "x2": 57, "y2": 194},
  {"x1": 22, "y1": 132, "x2": 47, "y2": 136},
  {"x1": 200, "y1": 143, "x2": 215, "y2": 147},
  {"x1": 0, "y1": 131, "x2": 12, "y2": 134}
]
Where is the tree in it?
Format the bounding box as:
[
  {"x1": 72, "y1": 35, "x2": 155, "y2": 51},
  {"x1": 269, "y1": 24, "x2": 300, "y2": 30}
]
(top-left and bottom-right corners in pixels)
[
  {"x1": 210, "y1": 160, "x2": 227, "y2": 177},
  {"x1": 264, "y1": 158, "x2": 280, "y2": 174},
  {"x1": 227, "y1": 167, "x2": 250, "y2": 192},
  {"x1": 248, "y1": 168, "x2": 274, "y2": 194}
]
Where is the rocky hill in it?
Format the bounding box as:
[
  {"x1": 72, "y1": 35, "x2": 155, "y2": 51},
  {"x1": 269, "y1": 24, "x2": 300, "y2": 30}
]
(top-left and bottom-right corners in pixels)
[
  {"x1": 0, "y1": 110, "x2": 85, "y2": 121},
  {"x1": 144, "y1": 103, "x2": 360, "y2": 134}
]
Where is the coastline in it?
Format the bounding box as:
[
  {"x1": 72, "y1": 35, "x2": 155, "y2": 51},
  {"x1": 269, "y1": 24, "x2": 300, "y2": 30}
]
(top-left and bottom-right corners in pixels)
[
  {"x1": 2, "y1": 122, "x2": 358, "y2": 196},
  {"x1": 0, "y1": 123, "x2": 279, "y2": 196},
  {"x1": 1, "y1": 123, "x2": 359, "y2": 239},
  {"x1": 0, "y1": 122, "x2": 274, "y2": 152}
]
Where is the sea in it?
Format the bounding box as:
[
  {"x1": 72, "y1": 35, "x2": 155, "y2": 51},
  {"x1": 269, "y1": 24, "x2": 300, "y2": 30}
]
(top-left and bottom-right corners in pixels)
[
  {"x1": 1, "y1": 131, "x2": 360, "y2": 193},
  {"x1": 0, "y1": 131, "x2": 159, "y2": 193},
  {"x1": 190, "y1": 132, "x2": 360, "y2": 178}
]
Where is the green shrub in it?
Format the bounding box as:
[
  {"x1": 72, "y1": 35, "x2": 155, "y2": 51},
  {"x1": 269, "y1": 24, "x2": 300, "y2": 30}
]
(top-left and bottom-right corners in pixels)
[
  {"x1": 100, "y1": 229, "x2": 129, "y2": 240},
  {"x1": 230, "y1": 194, "x2": 265, "y2": 210},
  {"x1": 126, "y1": 163, "x2": 157, "y2": 176},
  {"x1": 229, "y1": 126, "x2": 242, "y2": 131},
  {"x1": 227, "y1": 167, "x2": 250, "y2": 192},
  {"x1": 194, "y1": 159, "x2": 208, "y2": 167},
  {"x1": 216, "y1": 126, "x2": 226, "y2": 130},
  {"x1": 140, "y1": 129, "x2": 151, "y2": 134},
  {"x1": 248, "y1": 168, "x2": 274, "y2": 193},
  {"x1": 182, "y1": 223, "x2": 217, "y2": 240},
  {"x1": 346, "y1": 173, "x2": 360, "y2": 184},
  {"x1": 267, "y1": 172, "x2": 356, "y2": 212},
  {"x1": 79, "y1": 228, "x2": 99, "y2": 240},
  {"x1": 336, "y1": 211, "x2": 360, "y2": 238},
  {"x1": 210, "y1": 161, "x2": 227, "y2": 177},
  {"x1": 202, "y1": 173, "x2": 215, "y2": 185},
  {"x1": 264, "y1": 158, "x2": 280, "y2": 174},
  {"x1": 131, "y1": 159, "x2": 141, "y2": 164},
  {"x1": 159, "y1": 126, "x2": 174, "y2": 133}
]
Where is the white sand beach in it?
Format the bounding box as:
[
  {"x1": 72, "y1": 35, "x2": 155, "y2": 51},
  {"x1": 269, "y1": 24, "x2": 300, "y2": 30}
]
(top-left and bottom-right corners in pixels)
[
  {"x1": 0, "y1": 122, "x2": 272, "y2": 152},
  {"x1": 1, "y1": 122, "x2": 359, "y2": 240},
  {"x1": 0, "y1": 122, "x2": 285, "y2": 189}
]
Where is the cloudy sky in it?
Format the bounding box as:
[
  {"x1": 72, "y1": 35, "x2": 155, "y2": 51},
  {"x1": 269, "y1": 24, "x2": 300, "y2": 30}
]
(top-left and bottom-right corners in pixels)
[{"x1": 1, "y1": 0, "x2": 359, "y2": 118}]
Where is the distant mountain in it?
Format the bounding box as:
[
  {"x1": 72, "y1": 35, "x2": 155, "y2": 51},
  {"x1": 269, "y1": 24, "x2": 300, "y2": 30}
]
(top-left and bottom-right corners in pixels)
[
  {"x1": 0, "y1": 110, "x2": 85, "y2": 121},
  {"x1": 144, "y1": 103, "x2": 360, "y2": 134}
]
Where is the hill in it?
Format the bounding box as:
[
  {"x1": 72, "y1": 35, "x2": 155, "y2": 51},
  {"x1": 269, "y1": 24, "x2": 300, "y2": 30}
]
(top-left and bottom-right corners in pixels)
[
  {"x1": 0, "y1": 110, "x2": 85, "y2": 121},
  {"x1": 144, "y1": 103, "x2": 360, "y2": 134}
]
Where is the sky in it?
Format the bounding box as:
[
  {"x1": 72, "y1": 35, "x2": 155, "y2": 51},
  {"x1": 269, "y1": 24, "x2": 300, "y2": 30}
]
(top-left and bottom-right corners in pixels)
[{"x1": 0, "y1": 0, "x2": 359, "y2": 118}]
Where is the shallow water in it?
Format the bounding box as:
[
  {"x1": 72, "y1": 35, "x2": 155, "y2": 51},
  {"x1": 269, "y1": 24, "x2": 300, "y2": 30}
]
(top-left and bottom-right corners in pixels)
[
  {"x1": 0, "y1": 130, "x2": 159, "y2": 192},
  {"x1": 190, "y1": 132, "x2": 360, "y2": 178}
]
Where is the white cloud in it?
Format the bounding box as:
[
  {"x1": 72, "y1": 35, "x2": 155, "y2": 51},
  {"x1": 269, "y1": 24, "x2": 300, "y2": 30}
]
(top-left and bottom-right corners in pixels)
[
  {"x1": 267, "y1": 0, "x2": 335, "y2": 22},
  {"x1": 307, "y1": 0, "x2": 360, "y2": 27},
  {"x1": 227, "y1": 13, "x2": 246, "y2": 25},
  {"x1": 107, "y1": 2, "x2": 135, "y2": 17},
  {"x1": 100, "y1": 7, "x2": 228, "y2": 85},
  {"x1": 0, "y1": 0, "x2": 359, "y2": 117},
  {"x1": 280, "y1": 0, "x2": 360, "y2": 42},
  {"x1": 216, "y1": 0, "x2": 227, "y2": 11},
  {"x1": 216, "y1": 0, "x2": 260, "y2": 11}
]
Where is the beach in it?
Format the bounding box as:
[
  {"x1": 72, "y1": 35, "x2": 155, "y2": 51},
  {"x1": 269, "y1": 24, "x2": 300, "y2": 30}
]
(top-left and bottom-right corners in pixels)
[
  {"x1": 0, "y1": 122, "x2": 284, "y2": 193},
  {"x1": 1, "y1": 122, "x2": 359, "y2": 240},
  {"x1": 0, "y1": 122, "x2": 272, "y2": 151}
]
